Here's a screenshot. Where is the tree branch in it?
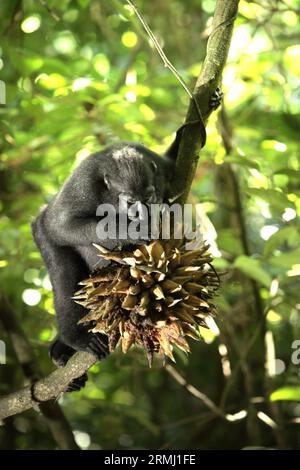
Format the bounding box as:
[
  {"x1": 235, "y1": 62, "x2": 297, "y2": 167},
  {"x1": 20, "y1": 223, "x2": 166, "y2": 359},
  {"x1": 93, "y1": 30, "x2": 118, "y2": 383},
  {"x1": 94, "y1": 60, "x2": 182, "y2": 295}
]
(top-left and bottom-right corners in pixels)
[
  {"x1": 170, "y1": 0, "x2": 240, "y2": 203},
  {"x1": 0, "y1": 349, "x2": 96, "y2": 421},
  {"x1": 0, "y1": 295, "x2": 80, "y2": 448},
  {"x1": 166, "y1": 364, "x2": 247, "y2": 423},
  {"x1": 217, "y1": 108, "x2": 288, "y2": 449}
]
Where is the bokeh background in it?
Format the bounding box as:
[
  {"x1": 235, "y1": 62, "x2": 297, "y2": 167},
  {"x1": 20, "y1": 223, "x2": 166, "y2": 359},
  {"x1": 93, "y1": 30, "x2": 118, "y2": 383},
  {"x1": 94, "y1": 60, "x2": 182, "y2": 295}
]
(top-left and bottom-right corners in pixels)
[{"x1": 0, "y1": 0, "x2": 300, "y2": 450}]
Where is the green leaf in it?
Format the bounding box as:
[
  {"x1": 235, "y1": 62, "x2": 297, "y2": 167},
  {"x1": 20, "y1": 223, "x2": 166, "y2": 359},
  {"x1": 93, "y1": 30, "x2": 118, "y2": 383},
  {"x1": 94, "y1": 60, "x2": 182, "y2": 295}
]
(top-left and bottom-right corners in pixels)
[
  {"x1": 233, "y1": 255, "x2": 272, "y2": 287},
  {"x1": 273, "y1": 168, "x2": 299, "y2": 178},
  {"x1": 247, "y1": 188, "x2": 293, "y2": 212},
  {"x1": 217, "y1": 229, "x2": 243, "y2": 256},
  {"x1": 269, "y1": 247, "x2": 300, "y2": 269},
  {"x1": 77, "y1": 0, "x2": 90, "y2": 8},
  {"x1": 263, "y1": 226, "x2": 299, "y2": 258},
  {"x1": 226, "y1": 155, "x2": 260, "y2": 169},
  {"x1": 271, "y1": 386, "x2": 300, "y2": 402}
]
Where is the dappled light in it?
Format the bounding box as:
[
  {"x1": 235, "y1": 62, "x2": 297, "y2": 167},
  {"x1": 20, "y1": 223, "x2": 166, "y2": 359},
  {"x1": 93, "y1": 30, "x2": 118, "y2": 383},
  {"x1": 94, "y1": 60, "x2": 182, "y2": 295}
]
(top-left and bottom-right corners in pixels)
[{"x1": 0, "y1": 0, "x2": 300, "y2": 452}]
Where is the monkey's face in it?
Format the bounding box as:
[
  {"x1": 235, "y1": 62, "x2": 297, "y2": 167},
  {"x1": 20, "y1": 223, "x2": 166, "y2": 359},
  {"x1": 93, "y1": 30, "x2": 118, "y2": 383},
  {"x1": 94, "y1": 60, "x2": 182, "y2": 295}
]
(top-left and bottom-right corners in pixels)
[
  {"x1": 103, "y1": 152, "x2": 165, "y2": 222},
  {"x1": 119, "y1": 184, "x2": 159, "y2": 222}
]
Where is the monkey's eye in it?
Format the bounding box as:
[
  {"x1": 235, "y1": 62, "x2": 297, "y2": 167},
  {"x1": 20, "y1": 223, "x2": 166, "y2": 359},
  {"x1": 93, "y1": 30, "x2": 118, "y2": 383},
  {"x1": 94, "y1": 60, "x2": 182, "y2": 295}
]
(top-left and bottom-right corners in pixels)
[{"x1": 103, "y1": 173, "x2": 111, "y2": 189}]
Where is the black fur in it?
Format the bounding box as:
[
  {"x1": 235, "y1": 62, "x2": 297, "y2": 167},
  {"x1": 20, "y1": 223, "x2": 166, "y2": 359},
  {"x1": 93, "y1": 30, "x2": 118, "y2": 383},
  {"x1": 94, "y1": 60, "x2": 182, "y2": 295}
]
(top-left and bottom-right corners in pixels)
[{"x1": 32, "y1": 142, "x2": 174, "y2": 391}]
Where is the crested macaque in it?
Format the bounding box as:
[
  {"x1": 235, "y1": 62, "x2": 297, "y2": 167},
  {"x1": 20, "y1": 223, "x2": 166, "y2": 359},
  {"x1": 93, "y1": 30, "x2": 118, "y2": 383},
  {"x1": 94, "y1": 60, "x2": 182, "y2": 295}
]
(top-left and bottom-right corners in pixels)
[
  {"x1": 32, "y1": 143, "x2": 174, "y2": 390},
  {"x1": 32, "y1": 89, "x2": 222, "y2": 391}
]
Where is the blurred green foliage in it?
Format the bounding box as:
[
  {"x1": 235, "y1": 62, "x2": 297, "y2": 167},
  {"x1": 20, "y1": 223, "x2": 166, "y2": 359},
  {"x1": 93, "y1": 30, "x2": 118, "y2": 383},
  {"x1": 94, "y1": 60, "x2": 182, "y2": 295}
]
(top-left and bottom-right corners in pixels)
[{"x1": 0, "y1": 0, "x2": 300, "y2": 450}]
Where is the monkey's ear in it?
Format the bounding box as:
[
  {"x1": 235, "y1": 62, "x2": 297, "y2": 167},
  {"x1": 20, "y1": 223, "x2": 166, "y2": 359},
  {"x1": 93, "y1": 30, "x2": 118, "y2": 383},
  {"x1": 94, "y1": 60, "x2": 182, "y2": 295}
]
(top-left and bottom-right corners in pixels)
[
  {"x1": 151, "y1": 161, "x2": 157, "y2": 173},
  {"x1": 103, "y1": 173, "x2": 111, "y2": 189}
]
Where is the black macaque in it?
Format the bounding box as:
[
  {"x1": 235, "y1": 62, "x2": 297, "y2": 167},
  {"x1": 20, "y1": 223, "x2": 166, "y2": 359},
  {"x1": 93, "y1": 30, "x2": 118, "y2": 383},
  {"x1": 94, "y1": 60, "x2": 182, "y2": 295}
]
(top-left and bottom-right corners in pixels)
[
  {"x1": 32, "y1": 143, "x2": 176, "y2": 391},
  {"x1": 32, "y1": 89, "x2": 222, "y2": 392}
]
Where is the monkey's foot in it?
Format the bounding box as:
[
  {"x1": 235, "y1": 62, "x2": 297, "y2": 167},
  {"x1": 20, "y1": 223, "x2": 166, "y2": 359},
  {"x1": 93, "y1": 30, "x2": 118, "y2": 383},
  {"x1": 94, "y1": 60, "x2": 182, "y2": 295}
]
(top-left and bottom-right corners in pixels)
[
  {"x1": 49, "y1": 339, "x2": 75, "y2": 367},
  {"x1": 64, "y1": 335, "x2": 108, "y2": 392},
  {"x1": 49, "y1": 339, "x2": 88, "y2": 392},
  {"x1": 210, "y1": 87, "x2": 223, "y2": 110},
  {"x1": 66, "y1": 373, "x2": 88, "y2": 392}
]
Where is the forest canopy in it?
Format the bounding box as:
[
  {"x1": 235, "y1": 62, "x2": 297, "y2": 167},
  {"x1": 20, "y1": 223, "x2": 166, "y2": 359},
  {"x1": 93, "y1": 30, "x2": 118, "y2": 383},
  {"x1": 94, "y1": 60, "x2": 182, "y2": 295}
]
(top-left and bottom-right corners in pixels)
[{"x1": 0, "y1": 0, "x2": 300, "y2": 451}]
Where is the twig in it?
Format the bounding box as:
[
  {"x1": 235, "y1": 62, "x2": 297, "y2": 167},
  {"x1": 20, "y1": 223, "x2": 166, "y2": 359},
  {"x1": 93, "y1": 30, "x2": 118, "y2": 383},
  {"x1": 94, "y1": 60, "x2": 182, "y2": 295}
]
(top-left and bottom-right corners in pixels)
[
  {"x1": 0, "y1": 350, "x2": 96, "y2": 420},
  {"x1": 38, "y1": 0, "x2": 60, "y2": 22},
  {"x1": 0, "y1": 295, "x2": 80, "y2": 449},
  {"x1": 125, "y1": 0, "x2": 193, "y2": 99},
  {"x1": 166, "y1": 364, "x2": 247, "y2": 423},
  {"x1": 3, "y1": 0, "x2": 23, "y2": 35},
  {"x1": 125, "y1": 0, "x2": 206, "y2": 146},
  {"x1": 170, "y1": 0, "x2": 240, "y2": 203}
]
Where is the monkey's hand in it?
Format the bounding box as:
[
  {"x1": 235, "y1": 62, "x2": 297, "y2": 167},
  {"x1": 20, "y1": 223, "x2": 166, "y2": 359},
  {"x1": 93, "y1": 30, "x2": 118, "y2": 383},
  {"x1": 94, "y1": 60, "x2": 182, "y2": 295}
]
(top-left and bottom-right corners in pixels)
[
  {"x1": 62, "y1": 328, "x2": 109, "y2": 360},
  {"x1": 84, "y1": 332, "x2": 109, "y2": 359},
  {"x1": 57, "y1": 327, "x2": 109, "y2": 361}
]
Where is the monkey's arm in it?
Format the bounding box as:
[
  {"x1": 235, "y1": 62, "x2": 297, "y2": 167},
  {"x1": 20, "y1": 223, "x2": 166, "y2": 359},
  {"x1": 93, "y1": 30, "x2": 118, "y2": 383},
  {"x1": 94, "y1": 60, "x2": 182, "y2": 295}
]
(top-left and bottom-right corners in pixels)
[
  {"x1": 32, "y1": 212, "x2": 109, "y2": 368},
  {"x1": 47, "y1": 209, "x2": 99, "y2": 247}
]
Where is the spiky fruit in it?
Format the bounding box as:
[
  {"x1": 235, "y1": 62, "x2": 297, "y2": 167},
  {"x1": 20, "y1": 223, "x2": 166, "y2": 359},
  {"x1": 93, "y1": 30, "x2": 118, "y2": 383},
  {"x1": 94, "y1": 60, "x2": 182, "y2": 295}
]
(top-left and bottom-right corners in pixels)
[{"x1": 74, "y1": 239, "x2": 219, "y2": 366}]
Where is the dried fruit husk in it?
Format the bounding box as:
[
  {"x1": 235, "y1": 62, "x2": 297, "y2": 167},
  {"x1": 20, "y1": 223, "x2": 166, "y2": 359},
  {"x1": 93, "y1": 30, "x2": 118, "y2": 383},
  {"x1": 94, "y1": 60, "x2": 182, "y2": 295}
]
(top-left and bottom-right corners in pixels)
[{"x1": 75, "y1": 238, "x2": 219, "y2": 366}]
